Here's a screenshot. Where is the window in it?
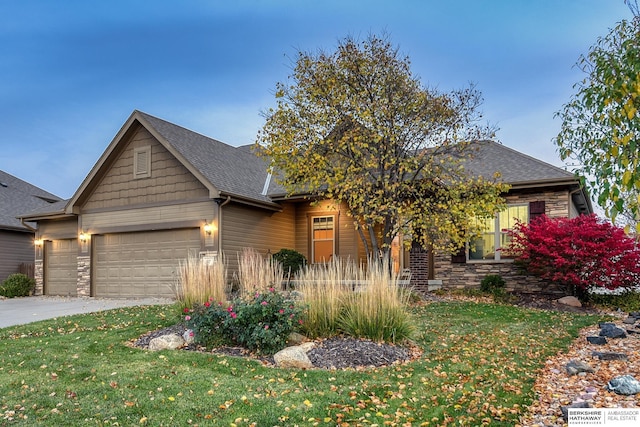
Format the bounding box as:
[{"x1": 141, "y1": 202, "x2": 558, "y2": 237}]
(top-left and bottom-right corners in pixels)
[
  {"x1": 311, "y1": 215, "x2": 335, "y2": 263},
  {"x1": 133, "y1": 146, "x2": 151, "y2": 179},
  {"x1": 469, "y1": 204, "x2": 528, "y2": 261}
]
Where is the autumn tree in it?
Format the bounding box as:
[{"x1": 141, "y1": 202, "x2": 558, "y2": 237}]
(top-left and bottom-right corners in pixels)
[
  {"x1": 257, "y1": 35, "x2": 507, "y2": 259},
  {"x1": 555, "y1": 8, "x2": 640, "y2": 233}
]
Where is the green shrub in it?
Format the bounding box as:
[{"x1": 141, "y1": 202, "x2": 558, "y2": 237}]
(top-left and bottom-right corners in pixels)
[
  {"x1": 187, "y1": 288, "x2": 304, "y2": 355},
  {"x1": 480, "y1": 274, "x2": 506, "y2": 294},
  {"x1": 0, "y1": 273, "x2": 35, "y2": 298},
  {"x1": 272, "y1": 249, "x2": 307, "y2": 277},
  {"x1": 588, "y1": 290, "x2": 640, "y2": 312}
]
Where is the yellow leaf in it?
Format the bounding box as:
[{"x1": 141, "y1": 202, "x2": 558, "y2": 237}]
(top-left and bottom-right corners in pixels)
[{"x1": 304, "y1": 399, "x2": 313, "y2": 407}]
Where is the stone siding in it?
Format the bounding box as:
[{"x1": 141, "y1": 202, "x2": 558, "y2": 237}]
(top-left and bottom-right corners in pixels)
[
  {"x1": 77, "y1": 255, "x2": 91, "y2": 297},
  {"x1": 34, "y1": 259, "x2": 44, "y2": 296},
  {"x1": 411, "y1": 190, "x2": 573, "y2": 295}
]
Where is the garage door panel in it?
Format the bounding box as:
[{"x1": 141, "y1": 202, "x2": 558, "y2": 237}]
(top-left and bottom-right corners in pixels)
[{"x1": 93, "y1": 228, "x2": 200, "y2": 298}]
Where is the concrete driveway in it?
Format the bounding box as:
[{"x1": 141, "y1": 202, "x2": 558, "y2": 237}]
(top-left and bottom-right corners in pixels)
[{"x1": 0, "y1": 296, "x2": 174, "y2": 328}]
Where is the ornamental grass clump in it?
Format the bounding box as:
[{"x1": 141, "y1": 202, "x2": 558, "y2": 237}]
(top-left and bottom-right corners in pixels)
[
  {"x1": 338, "y1": 260, "x2": 416, "y2": 343},
  {"x1": 186, "y1": 288, "x2": 304, "y2": 355},
  {"x1": 295, "y1": 258, "x2": 356, "y2": 338},
  {"x1": 173, "y1": 255, "x2": 228, "y2": 312},
  {"x1": 237, "y1": 248, "x2": 284, "y2": 297}
]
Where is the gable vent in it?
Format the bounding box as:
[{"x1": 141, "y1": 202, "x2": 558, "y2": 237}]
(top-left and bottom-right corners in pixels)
[{"x1": 133, "y1": 146, "x2": 151, "y2": 179}]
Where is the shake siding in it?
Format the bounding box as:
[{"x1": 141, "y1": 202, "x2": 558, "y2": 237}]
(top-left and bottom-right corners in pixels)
[
  {"x1": 81, "y1": 201, "x2": 214, "y2": 232},
  {"x1": 0, "y1": 230, "x2": 33, "y2": 281},
  {"x1": 83, "y1": 126, "x2": 209, "y2": 211},
  {"x1": 221, "y1": 202, "x2": 296, "y2": 273}
]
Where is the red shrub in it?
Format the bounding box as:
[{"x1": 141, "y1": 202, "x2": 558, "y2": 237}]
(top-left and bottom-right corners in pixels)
[{"x1": 508, "y1": 214, "x2": 640, "y2": 292}]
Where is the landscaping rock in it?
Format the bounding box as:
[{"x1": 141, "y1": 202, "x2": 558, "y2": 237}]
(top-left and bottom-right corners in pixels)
[
  {"x1": 599, "y1": 324, "x2": 627, "y2": 338},
  {"x1": 630, "y1": 311, "x2": 640, "y2": 319},
  {"x1": 591, "y1": 351, "x2": 628, "y2": 361},
  {"x1": 148, "y1": 334, "x2": 185, "y2": 351},
  {"x1": 557, "y1": 296, "x2": 582, "y2": 307},
  {"x1": 607, "y1": 375, "x2": 640, "y2": 395},
  {"x1": 586, "y1": 336, "x2": 607, "y2": 345},
  {"x1": 622, "y1": 316, "x2": 637, "y2": 325},
  {"x1": 565, "y1": 360, "x2": 594, "y2": 375},
  {"x1": 287, "y1": 332, "x2": 306, "y2": 346},
  {"x1": 273, "y1": 346, "x2": 313, "y2": 369}
]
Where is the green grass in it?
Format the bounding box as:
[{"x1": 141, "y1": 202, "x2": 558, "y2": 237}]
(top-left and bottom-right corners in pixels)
[{"x1": 0, "y1": 301, "x2": 605, "y2": 426}]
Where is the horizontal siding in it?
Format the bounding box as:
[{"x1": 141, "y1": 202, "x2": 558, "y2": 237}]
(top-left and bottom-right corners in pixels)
[
  {"x1": 294, "y1": 200, "x2": 360, "y2": 264},
  {"x1": 82, "y1": 201, "x2": 214, "y2": 232},
  {"x1": 38, "y1": 218, "x2": 78, "y2": 240},
  {"x1": 0, "y1": 230, "x2": 34, "y2": 282},
  {"x1": 83, "y1": 126, "x2": 210, "y2": 210},
  {"x1": 221, "y1": 202, "x2": 296, "y2": 273}
]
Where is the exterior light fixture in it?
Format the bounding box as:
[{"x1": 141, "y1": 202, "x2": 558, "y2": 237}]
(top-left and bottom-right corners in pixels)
[
  {"x1": 79, "y1": 232, "x2": 88, "y2": 242},
  {"x1": 34, "y1": 239, "x2": 43, "y2": 247},
  {"x1": 203, "y1": 222, "x2": 213, "y2": 235}
]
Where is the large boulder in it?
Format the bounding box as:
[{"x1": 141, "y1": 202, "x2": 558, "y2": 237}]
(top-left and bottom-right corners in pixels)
[
  {"x1": 599, "y1": 323, "x2": 627, "y2": 339},
  {"x1": 148, "y1": 334, "x2": 185, "y2": 351},
  {"x1": 274, "y1": 346, "x2": 313, "y2": 369},
  {"x1": 607, "y1": 375, "x2": 640, "y2": 395},
  {"x1": 565, "y1": 360, "x2": 594, "y2": 375},
  {"x1": 557, "y1": 296, "x2": 582, "y2": 307}
]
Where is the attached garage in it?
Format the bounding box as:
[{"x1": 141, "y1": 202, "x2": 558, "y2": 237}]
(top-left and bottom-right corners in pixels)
[
  {"x1": 45, "y1": 239, "x2": 78, "y2": 296},
  {"x1": 92, "y1": 228, "x2": 201, "y2": 298}
]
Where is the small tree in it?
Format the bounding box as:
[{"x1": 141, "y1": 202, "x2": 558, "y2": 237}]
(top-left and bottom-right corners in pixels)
[
  {"x1": 508, "y1": 214, "x2": 640, "y2": 295},
  {"x1": 258, "y1": 34, "x2": 507, "y2": 259},
  {"x1": 555, "y1": 9, "x2": 640, "y2": 233}
]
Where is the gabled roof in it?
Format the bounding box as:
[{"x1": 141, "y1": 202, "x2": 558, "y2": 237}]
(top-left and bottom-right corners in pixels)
[
  {"x1": 464, "y1": 140, "x2": 592, "y2": 214},
  {"x1": 62, "y1": 110, "x2": 285, "y2": 214},
  {"x1": 0, "y1": 170, "x2": 61, "y2": 231}
]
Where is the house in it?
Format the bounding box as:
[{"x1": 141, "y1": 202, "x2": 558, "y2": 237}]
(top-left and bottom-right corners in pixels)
[
  {"x1": 20, "y1": 110, "x2": 592, "y2": 298},
  {"x1": 0, "y1": 170, "x2": 61, "y2": 282}
]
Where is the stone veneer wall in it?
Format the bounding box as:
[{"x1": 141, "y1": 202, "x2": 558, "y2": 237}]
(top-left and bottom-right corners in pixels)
[
  {"x1": 77, "y1": 256, "x2": 91, "y2": 297},
  {"x1": 34, "y1": 259, "x2": 44, "y2": 296},
  {"x1": 412, "y1": 190, "x2": 573, "y2": 295}
]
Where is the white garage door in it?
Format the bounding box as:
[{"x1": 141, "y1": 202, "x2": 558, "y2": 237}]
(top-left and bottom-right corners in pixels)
[
  {"x1": 93, "y1": 228, "x2": 201, "y2": 298},
  {"x1": 45, "y1": 239, "x2": 78, "y2": 296}
]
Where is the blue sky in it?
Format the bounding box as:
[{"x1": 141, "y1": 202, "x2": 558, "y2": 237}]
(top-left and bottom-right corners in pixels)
[{"x1": 0, "y1": 0, "x2": 633, "y2": 199}]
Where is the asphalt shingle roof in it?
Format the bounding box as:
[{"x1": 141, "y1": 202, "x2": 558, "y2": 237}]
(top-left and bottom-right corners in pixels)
[
  {"x1": 464, "y1": 140, "x2": 576, "y2": 185},
  {"x1": 0, "y1": 170, "x2": 61, "y2": 230},
  {"x1": 138, "y1": 111, "x2": 286, "y2": 206}
]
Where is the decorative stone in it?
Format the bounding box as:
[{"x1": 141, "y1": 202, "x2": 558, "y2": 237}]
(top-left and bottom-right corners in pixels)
[
  {"x1": 148, "y1": 334, "x2": 185, "y2": 351},
  {"x1": 591, "y1": 351, "x2": 628, "y2": 361},
  {"x1": 299, "y1": 342, "x2": 316, "y2": 352},
  {"x1": 565, "y1": 360, "x2": 594, "y2": 375},
  {"x1": 622, "y1": 316, "x2": 637, "y2": 324},
  {"x1": 607, "y1": 375, "x2": 640, "y2": 395},
  {"x1": 273, "y1": 346, "x2": 314, "y2": 369},
  {"x1": 183, "y1": 329, "x2": 195, "y2": 345},
  {"x1": 287, "y1": 332, "x2": 306, "y2": 346},
  {"x1": 557, "y1": 296, "x2": 582, "y2": 307},
  {"x1": 586, "y1": 336, "x2": 607, "y2": 345},
  {"x1": 599, "y1": 323, "x2": 627, "y2": 338},
  {"x1": 630, "y1": 311, "x2": 640, "y2": 319}
]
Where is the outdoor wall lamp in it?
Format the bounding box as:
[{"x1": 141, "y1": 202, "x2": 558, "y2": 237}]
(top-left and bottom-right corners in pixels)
[
  {"x1": 34, "y1": 239, "x2": 43, "y2": 247},
  {"x1": 203, "y1": 222, "x2": 213, "y2": 235},
  {"x1": 79, "y1": 232, "x2": 89, "y2": 242}
]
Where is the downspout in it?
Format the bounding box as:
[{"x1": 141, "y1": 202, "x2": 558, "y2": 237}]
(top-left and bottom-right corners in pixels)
[
  {"x1": 215, "y1": 196, "x2": 232, "y2": 255},
  {"x1": 20, "y1": 218, "x2": 37, "y2": 232}
]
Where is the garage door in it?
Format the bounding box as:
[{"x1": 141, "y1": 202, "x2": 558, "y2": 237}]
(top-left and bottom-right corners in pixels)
[
  {"x1": 45, "y1": 239, "x2": 78, "y2": 296},
  {"x1": 93, "y1": 228, "x2": 201, "y2": 298}
]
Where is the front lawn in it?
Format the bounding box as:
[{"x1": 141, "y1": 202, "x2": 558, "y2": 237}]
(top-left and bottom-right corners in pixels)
[{"x1": 0, "y1": 301, "x2": 603, "y2": 426}]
